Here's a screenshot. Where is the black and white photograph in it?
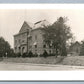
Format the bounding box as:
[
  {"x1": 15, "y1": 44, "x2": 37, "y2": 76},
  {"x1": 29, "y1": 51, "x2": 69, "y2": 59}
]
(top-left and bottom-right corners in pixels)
[{"x1": 1, "y1": 4, "x2": 84, "y2": 70}]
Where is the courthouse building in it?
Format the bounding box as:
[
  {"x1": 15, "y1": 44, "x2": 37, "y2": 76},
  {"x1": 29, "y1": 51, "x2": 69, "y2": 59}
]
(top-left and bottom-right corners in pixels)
[{"x1": 14, "y1": 20, "x2": 56, "y2": 55}]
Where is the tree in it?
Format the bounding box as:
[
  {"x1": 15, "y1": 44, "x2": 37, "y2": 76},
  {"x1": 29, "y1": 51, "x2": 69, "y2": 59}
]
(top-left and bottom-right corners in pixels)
[
  {"x1": 42, "y1": 17, "x2": 73, "y2": 57},
  {"x1": 0, "y1": 37, "x2": 14, "y2": 57},
  {"x1": 80, "y1": 41, "x2": 84, "y2": 56},
  {"x1": 28, "y1": 51, "x2": 33, "y2": 57},
  {"x1": 43, "y1": 50, "x2": 48, "y2": 58}
]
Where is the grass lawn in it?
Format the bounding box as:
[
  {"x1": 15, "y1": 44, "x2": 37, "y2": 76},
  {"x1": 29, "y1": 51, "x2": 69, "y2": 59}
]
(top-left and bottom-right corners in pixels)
[
  {"x1": 2, "y1": 56, "x2": 64, "y2": 64},
  {"x1": 60, "y1": 56, "x2": 84, "y2": 66},
  {"x1": 1, "y1": 56, "x2": 84, "y2": 66}
]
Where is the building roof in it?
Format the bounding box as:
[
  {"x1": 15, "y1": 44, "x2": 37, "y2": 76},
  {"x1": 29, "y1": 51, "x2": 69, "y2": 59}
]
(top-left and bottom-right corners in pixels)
[
  {"x1": 19, "y1": 21, "x2": 32, "y2": 34},
  {"x1": 14, "y1": 20, "x2": 51, "y2": 37},
  {"x1": 70, "y1": 41, "x2": 81, "y2": 47},
  {"x1": 34, "y1": 20, "x2": 51, "y2": 29},
  {"x1": 69, "y1": 41, "x2": 81, "y2": 51}
]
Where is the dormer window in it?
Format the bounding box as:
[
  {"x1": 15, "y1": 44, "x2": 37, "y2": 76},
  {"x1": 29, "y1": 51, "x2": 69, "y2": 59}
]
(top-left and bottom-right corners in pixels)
[{"x1": 35, "y1": 35, "x2": 37, "y2": 40}]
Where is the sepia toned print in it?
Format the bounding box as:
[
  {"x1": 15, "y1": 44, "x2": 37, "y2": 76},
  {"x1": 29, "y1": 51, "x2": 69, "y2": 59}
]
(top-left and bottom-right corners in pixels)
[{"x1": 1, "y1": 9, "x2": 84, "y2": 70}]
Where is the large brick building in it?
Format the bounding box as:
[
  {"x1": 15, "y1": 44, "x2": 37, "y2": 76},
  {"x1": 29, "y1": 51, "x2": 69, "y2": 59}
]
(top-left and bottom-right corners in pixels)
[{"x1": 14, "y1": 20, "x2": 55, "y2": 55}]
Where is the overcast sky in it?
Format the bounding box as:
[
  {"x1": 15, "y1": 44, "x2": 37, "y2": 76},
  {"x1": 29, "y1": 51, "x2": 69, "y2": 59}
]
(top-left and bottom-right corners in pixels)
[{"x1": 0, "y1": 9, "x2": 84, "y2": 48}]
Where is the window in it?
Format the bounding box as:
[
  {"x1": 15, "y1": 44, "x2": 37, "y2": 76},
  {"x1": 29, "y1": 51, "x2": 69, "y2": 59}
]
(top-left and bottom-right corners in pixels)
[
  {"x1": 49, "y1": 45, "x2": 52, "y2": 48},
  {"x1": 15, "y1": 47, "x2": 17, "y2": 52},
  {"x1": 22, "y1": 47, "x2": 25, "y2": 53},
  {"x1": 35, "y1": 50, "x2": 37, "y2": 52},
  {"x1": 15, "y1": 40, "x2": 17, "y2": 43},
  {"x1": 54, "y1": 45, "x2": 56, "y2": 48},
  {"x1": 22, "y1": 40, "x2": 24, "y2": 43},
  {"x1": 29, "y1": 45, "x2": 32, "y2": 49},
  {"x1": 35, "y1": 35, "x2": 37, "y2": 40},
  {"x1": 15, "y1": 47, "x2": 17, "y2": 50},
  {"x1": 19, "y1": 39, "x2": 21, "y2": 43},
  {"x1": 43, "y1": 44, "x2": 46, "y2": 48},
  {"x1": 35, "y1": 45, "x2": 37, "y2": 48},
  {"x1": 49, "y1": 50, "x2": 51, "y2": 54},
  {"x1": 22, "y1": 33, "x2": 26, "y2": 38},
  {"x1": 76, "y1": 48, "x2": 79, "y2": 53},
  {"x1": 18, "y1": 47, "x2": 21, "y2": 52}
]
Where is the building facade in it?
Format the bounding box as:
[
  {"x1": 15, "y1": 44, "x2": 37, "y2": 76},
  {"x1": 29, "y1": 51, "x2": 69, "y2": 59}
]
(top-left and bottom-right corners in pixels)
[
  {"x1": 14, "y1": 20, "x2": 55, "y2": 55},
  {"x1": 68, "y1": 41, "x2": 81, "y2": 56}
]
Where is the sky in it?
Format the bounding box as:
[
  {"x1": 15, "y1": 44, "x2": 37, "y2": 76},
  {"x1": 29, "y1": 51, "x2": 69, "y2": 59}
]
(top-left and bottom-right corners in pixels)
[
  {"x1": 0, "y1": 9, "x2": 84, "y2": 48},
  {"x1": 0, "y1": 82, "x2": 84, "y2": 84}
]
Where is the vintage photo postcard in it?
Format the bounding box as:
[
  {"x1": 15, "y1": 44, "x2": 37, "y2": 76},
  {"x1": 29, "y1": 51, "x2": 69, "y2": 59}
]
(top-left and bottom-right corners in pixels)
[{"x1": 1, "y1": 4, "x2": 84, "y2": 71}]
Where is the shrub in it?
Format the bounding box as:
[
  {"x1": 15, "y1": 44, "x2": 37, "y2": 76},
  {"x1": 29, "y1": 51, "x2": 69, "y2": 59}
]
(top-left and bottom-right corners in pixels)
[
  {"x1": 16, "y1": 53, "x2": 21, "y2": 57},
  {"x1": 48, "y1": 53, "x2": 55, "y2": 56},
  {"x1": 22, "y1": 53, "x2": 27, "y2": 58},
  {"x1": 12, "y1": 53, "x2": 17, "y2": 58},
  {"x1": 39, "y1": 54, "x2": 43, "y2": 57},
  {"x1": 43, "y1": 50, "x2": 48, "y2": 58},
  {"x1": 28, "y1": 51, "x2": 33, "y2": 58},
  {"x1": 33, "y1": 53, "x2": 38, "y2": 57}
]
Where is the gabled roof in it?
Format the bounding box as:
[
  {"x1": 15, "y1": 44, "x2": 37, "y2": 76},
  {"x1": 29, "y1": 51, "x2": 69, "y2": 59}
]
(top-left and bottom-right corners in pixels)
[
  {"x1": 69, "y1": 41, "x2": 81, "y2": 49},
  {"x1": 19, "y1": 21, "x2": 32, "y2": 34},
  {"x1": 34, "y1": 20, "x2": 51, "y2": 29},
  {"x1": 71, "y1": 41, "x2": 81, "y2": 47},
  {"x1": 14, "y1": 20, "x2": 50, "y2": 36}
]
